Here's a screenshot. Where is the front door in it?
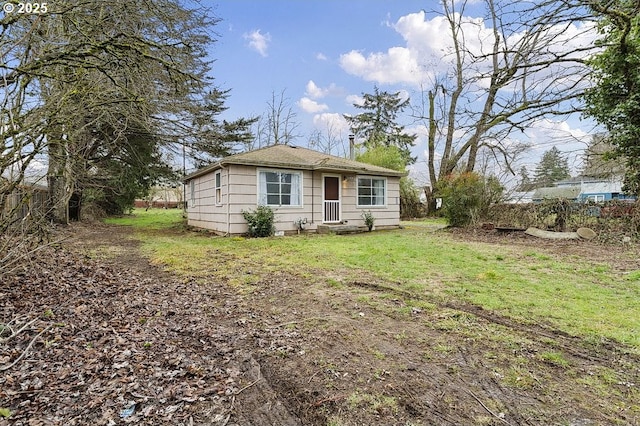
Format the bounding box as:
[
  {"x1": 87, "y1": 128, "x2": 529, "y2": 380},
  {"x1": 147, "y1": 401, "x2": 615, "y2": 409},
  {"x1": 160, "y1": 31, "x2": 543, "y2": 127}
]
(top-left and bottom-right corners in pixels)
[{"x1": 323, "y1": 175, "x2": 340, "y2": 223}]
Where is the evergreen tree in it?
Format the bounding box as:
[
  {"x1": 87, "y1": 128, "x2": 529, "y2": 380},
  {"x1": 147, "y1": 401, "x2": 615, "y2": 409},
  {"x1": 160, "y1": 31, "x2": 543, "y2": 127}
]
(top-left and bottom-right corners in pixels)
[
  {"x1": 517, "y1": 166, "x2": 534, "y2": 191},
  {"x1": 581, "y1": 134, "x2": 626, "y2": 179},
  {"x1": 533, "y1": 147, "x2": 570, "y2": 187},
  {"x1": 583, "y1": 1, "x2": 640, "y2": 194},
  {"x1": 345, "y1": 86, "x2": 417, "y2": 164},
  {"x1": 189, "y1": 89, "x2": 258, "y2": 169},
  {"x1": 1, "y1": 1, "x2": 252, "y2": 219}
]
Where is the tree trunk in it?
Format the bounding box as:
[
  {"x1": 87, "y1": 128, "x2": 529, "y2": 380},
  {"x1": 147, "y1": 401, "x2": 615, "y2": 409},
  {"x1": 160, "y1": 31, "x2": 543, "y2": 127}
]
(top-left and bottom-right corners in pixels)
[
  {"x1": 47, "y1": 138, "x2": 71, "y2": 224},
  {"x1": 423, "y1": 186, "x2": 437, "y2": 215},
  {"x1": 427, "y1": 90, "x2": 438, "y2": 188}
]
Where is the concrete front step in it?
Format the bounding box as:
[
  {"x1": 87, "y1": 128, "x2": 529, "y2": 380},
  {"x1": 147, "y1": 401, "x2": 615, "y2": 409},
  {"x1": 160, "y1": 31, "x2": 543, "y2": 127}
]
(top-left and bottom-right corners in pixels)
[{"x1": 317, "y1": 224, "x2": 364, "y2": 235}]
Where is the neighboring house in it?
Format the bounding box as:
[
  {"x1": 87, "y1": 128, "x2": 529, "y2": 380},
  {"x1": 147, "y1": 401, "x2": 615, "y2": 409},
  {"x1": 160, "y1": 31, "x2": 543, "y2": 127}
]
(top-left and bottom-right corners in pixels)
[
  {"x1": 505, "y1": 191, "x2": 535, "y2": 204},
  {"x1": 184, "y1": 144, "x2": 406, "y2": 235},
  {"x1": 578, "y1": 181, "x2": 635, "y2": 203},
  {"x1": 532, "y1": 177, "x2": 636, "y2": 203},
  {"x1": 532, "y1": 186, "x2": 581, "y2": 203}
]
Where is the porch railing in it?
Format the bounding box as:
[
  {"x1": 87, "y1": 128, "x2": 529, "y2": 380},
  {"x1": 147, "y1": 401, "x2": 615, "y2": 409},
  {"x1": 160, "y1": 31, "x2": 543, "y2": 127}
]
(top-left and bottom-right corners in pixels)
[{"x1": 323, "y1": 200, "x2": 340, "y2": 223}]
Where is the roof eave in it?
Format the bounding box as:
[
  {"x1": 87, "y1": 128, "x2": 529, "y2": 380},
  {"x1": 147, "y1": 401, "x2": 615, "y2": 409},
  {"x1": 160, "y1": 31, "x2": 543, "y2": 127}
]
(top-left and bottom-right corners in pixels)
[
  {"x1": 185, "y1": 159, "x2": 406, "y2": 181},
  {"x1": 183, "y1": 160, "x2": 223, "y2": 182},
  {"x1": 312, "y1": 165, "x2": 406, "y2": 177}
]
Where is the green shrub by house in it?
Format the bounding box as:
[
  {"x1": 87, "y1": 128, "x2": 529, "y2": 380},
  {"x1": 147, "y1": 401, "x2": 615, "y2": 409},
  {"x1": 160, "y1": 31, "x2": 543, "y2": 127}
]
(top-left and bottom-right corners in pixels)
[{"x1": 242, "y1": 205, "x2": 275, "y2": 237}]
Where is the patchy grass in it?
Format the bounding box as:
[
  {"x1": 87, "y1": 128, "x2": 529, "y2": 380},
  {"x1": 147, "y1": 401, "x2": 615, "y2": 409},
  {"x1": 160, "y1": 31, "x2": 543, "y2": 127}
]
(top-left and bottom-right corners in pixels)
[
  {"x1": 539, "y1": 351, "x2": 571, "y2": 368},
  {"x1": 107, "y1": 209, "x2": 640, "y2": 351},
  {"x1": 346, "y1": 390, "x2": 398, "y2": 415},
  {"x1": 104, "y1": 208, "x2": 185, "y2": 231}
]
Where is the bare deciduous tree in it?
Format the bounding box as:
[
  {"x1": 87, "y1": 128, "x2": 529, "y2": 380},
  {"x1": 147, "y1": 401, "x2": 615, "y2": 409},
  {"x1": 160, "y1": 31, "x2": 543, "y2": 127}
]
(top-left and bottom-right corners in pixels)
[
  {"x1": 412, "y1": 0, "x2": 598, "y2": 195},
  {"x1": 1, "y1": 0, "x2": 222, "y2": 223},
  {"x1": 308, "y1": 120, "x2": 348, "y2": 157},
  {"x1": 262, "y1": 90, "x2": 301, "y2": 146}
]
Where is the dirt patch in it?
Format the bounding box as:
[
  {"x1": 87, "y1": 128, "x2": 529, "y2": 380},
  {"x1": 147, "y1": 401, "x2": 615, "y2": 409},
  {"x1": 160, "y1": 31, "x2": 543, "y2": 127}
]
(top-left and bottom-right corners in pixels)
[
  {"x1": 448, "y1": 226, "x2": 640, "y2": 273},
  {"x1": 2, "y1": 223, "x2": 639, "y2": 425}
]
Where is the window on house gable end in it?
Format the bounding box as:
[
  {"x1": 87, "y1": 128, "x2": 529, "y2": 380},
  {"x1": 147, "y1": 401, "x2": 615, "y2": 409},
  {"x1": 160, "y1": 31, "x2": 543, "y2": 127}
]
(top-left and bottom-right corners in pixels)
[{"x1": 215, "y1": 171, "x2": 222, "y2": 205}]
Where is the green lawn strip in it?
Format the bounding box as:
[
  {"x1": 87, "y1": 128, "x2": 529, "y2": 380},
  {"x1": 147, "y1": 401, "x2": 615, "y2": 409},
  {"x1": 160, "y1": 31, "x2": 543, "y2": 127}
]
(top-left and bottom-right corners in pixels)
[
  {"x1": 104, "y1": 208, "x2": 185, "y2": 231},
  {"x1": 106, "y1": 209, "x2": 640, "y2": 351}
]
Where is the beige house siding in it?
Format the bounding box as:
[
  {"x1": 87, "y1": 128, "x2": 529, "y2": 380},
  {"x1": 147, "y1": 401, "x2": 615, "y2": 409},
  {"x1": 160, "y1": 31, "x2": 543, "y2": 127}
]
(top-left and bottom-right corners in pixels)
[
  {"x1": 187, "y1": 167, "x2": 229, "y2": 232},
  {"x1": 187, "y1": 165, "x2": 401, "y2": 235},
  {"x1": 341, "y1": 175, "x2": 401, "y2": 228}
]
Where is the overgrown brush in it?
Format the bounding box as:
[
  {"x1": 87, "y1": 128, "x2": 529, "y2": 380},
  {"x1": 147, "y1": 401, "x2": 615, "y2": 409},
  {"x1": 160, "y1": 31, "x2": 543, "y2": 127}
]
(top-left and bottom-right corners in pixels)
[
  {"x1": 437, "y1": 172, "x2": 503, "y2": 227},
  {"x1": 0, "y1": 187, "x2": 54, "y2": 277},
  {"x1": 485, "y1": 199, "x2": 640, "y2": 242}
]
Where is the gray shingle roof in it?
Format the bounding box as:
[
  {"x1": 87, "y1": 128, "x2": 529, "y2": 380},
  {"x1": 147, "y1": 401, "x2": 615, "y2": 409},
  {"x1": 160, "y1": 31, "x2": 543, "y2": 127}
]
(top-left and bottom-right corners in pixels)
[
  {"x1": 185, "y1": 144, "x2": 406, "y2": 181},
  {"x1": 532, "y1": 186, "x2": 581, "y2": 200}
]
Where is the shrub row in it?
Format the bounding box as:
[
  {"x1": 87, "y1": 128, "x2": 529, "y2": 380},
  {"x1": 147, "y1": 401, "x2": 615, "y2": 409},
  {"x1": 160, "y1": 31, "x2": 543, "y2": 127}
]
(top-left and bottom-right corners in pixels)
[{"x1": 484, "y1": 199, "x2": 640, "y2": 243}]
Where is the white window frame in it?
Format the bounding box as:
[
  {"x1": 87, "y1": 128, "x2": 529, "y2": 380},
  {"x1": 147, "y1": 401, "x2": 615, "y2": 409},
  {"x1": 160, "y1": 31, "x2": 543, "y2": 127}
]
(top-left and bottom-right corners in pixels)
[
  {"x1": 189, "y1": 180, "x2": 196, "y2": 207},
  {"x1": 357, "y1": 176, "x2": 387, "y2": 208},
  {"x1": 215, "y1": 171, "x2": 222, "y2": 205},
  {"x1": 586, "y1": 194, "x2": 605, "y2": 203},
  {"x1": 257, "y1": 169, "x2": 303, "y2": 207}
]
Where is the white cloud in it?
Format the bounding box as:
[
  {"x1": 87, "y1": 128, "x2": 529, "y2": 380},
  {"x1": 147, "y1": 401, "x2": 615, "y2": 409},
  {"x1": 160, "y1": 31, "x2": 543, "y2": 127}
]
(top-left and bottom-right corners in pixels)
[
  {"x1": 340, "y1": 47, "x2": 426, "y2": 86},
  {"x1": 316, "y1": 52, "x2": 328, "y2": 61},
  {"x1": 404, "y1": 118, "x2": 593, "y2": 183},
  {"x1": 305, "y1": 80, "x2": 342, "y2": 100},
  {"x1": 340, "y1": 10, "x2": 598, "y2": 89},
  {"x1": 312, "y1": 113, "x2": 349, "y2": 133},
  {"x1": 527, "y1": 119, "x2": 588, "y2": 141},
  {"x1": 506, "y1": 118, "x2": 592, "y2": 173},
  {"x1": 525, "y1": 119, "x2": 590, "y2": 153},
  {"x1": 28, "y1": 159, "x2": 47, "y2": 171},
  {"x1": 23, "y1": 159, "x2": 48, "y2": 181},
  {"x1": 345, "y1": 94, "x2": 364, "y2": 107},
  {"x1": 243, "y1": 29, "x2": 271, "y2": 57},
  {"x1": 405, "y1": 124, "x2": 428, "y2": 148},
  {"x1": 298, "y1": 97, "x2": 329, "y2": 113},
  {"x1": 305, "y1": 81, "x2": 326, "y2": 99}
]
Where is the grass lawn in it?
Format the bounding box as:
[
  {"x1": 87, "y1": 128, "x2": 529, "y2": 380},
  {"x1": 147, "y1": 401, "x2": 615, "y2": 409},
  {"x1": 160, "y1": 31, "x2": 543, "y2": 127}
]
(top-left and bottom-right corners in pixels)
[{"x1": 107, "y1": 208, "x2": 640, "y2": 351}]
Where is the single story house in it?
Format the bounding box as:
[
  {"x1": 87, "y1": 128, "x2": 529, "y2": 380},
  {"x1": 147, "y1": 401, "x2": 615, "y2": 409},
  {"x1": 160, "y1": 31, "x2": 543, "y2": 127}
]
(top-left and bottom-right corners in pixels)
[
  {"x1": 532, "y1": 186, "x2": 581, "y2": 203},
  {"x1": 184, "y1": 144, "x2": 406, "y2": 235},
  {"x1": 505, "y1": 191, "x2": 535, "y2": 204},
  {"x1": 532, "y1": 178, "x2": 636, "y2": 203},
  {"x1": 578, "y1": 181, "x2": 635, "y2": 203}
]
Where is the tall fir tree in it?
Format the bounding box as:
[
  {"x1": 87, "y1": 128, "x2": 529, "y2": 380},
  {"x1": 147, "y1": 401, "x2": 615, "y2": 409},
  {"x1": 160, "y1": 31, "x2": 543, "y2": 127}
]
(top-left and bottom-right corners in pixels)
[
  {"x1": 344, "y1": 86, "x2": 417, "y2": 164},
  {"x1": 1, "y1": 1, "x2": 253, "y2": 219},
  {"x1": 517, "y1": 166, "x2": 534, "y2": 191},
  {"x1": 533, "y1": 147, "x2": 570, "y2": 188}
]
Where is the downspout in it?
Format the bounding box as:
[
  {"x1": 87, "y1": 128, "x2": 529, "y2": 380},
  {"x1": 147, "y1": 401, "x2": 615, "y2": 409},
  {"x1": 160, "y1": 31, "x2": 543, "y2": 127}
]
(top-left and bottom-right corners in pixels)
[
  {"x1": 311, "y1": 170, "x2": 315, "y2": 225},
  {"x1": 223, "y1": 165, "x2": 230, "y2": 236},
  {"x1": 182, "y1": 141, "x2": 186, "y2": 216}
]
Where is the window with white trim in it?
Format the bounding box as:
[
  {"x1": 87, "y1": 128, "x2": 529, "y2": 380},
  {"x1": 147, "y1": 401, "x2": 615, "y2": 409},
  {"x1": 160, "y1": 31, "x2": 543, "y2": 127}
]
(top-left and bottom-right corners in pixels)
[
  {"x1": 586, "y1": 194, "x2": 605, "y2": 203},
  {"x1": 215, "y1": 171, "x2": 222, "y2": 205},
  {"x1": 258, "y1": 170, "x2": 302, "y2": 206},
  {"x1": 189, "y1": 180, "x2": 196, "y2": 207},
  {"x1": 357, "y1": 177, "x2": 386, "y2": 206}
]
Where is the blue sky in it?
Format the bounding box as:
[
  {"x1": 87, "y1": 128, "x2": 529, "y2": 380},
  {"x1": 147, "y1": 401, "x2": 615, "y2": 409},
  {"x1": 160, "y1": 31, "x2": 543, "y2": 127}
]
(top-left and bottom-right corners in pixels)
[
  {"x1": 210, "y1": 1, "x2": 434, "y2": 117},
  {"x1": 206, "y1": 1, "x2": 599, "y2": 184}
]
